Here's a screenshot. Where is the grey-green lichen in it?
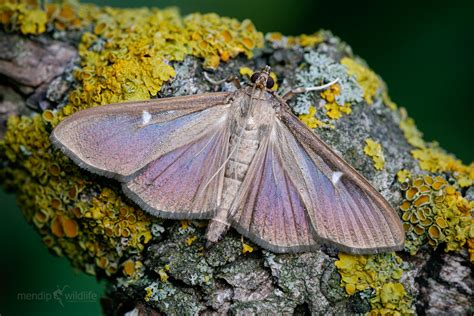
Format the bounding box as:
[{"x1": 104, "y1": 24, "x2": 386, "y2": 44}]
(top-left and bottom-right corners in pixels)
[
  {"x1": 293, "y1": 51, "x2": 363, "y2": 115},
  {"x1": 145, "y1": 280, "x2": 205, "y2": 314}
]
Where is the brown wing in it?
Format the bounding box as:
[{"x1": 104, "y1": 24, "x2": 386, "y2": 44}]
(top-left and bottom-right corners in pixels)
[
  {"x1": 52, "y1": 92, "x2": 232, "y2": 218},
  {"x1": 278, "y1": 110, "x2": 405, "y2": 254}
]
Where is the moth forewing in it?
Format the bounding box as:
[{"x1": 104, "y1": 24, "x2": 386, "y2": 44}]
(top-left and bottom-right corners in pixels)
[
  {"x1": 50, "y1": 92, "x2": 231, "y2": 181},
  {"x1": 123, "y1": 111, "x2": 232, "y2": 219}
]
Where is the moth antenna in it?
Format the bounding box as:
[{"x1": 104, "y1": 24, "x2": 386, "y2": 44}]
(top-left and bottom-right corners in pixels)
[
  {"x1": 281, "y1": 78, "x2": 340, "y2": 101},
  {"x1": 204, "y1": 72, "x2": 241, "y2": 89},
  {"x1": 303, "y1": 78, "x2": 340, "y2": 92}
]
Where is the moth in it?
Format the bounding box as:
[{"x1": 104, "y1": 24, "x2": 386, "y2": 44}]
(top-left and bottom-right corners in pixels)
[{"x1": 51, "y1": 66, "x2": 404, "y2": 254}]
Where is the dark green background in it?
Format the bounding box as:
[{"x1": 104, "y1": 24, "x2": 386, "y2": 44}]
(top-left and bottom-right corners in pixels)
[{"x1": 1, "y1": 1, "x2": 472, "y2": 315}]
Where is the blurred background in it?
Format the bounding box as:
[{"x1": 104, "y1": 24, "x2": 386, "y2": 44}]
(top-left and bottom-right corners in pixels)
[{"x1": 1, "y1": 0, "x2": 472, "y2": 315}]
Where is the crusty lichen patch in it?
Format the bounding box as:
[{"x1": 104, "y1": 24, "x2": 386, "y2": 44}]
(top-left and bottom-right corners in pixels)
[
  {"x1": 60, "y1": 6, "x2": 263, "y2": 119},
  {"x1": 0, "y1": 1, "x2": 100, "y2": 34},
  {"x1": 0, "y1": 1, "x2": 47, "y2": 34},
  {"x1": 335, "y1": 253, "x2": 413, "y2": 314},
  {"x1": 265, "y1": 31, "x2": 324, "y2": 48},
  {"x1": 398, "y1": 174, "x2": 473, "y2": 255},
  {"x1": 363, "y1": 138, "x2": 385, "y2": 170},
  {"x1": 411, "y1": 147, "x2": 474, "y2": 188},
  {"x1": 298, "y1": 105, "x2": 329, "y2": 129},
  {"x1": 341, "y1": 57, "x2": 382, "y2": 105},
  {"x1": 2, "y1": 1, "x2": 263, "y2": 120},
  {"x1": 398, "y1": 108, "x2": 474, "y2": 187},
  {"x1": 395, "y1": 99, "x2": 473, "y2": 261},
  {"x1": 293, "y1": 51, "x2": 363, "y2": 116}
]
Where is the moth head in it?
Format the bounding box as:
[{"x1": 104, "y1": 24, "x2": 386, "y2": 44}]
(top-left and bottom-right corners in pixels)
[{"x1": 250, "y1": 65, "x2": 274, "y2": 90}]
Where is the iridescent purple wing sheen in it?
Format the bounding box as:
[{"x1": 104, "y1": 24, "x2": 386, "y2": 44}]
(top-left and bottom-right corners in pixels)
[
  {"x1": 123, "y1": 117, "x2": 230, "y2": 218},
  {"x1": 230, "y1": 115, "x2": 404, "y2": 254},
  {"x1": 278, "y1": 112, "x2": 405, "y2": 254},
  {"x1": 51, "y1": 92, "x2": 231, "y2": 181},
  {"x1": 229, "y1": 126, "x2": 318, "y2": 252},
  {"x1": 52, "y1": 92, "x2": 232, "y2": 218}
]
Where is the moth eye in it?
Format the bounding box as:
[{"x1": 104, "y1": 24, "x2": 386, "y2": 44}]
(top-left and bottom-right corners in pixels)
[
  {"x1": 266, "y1": 76, "x2": 275, "y2": 89},
  {"x1": 250, "y1": 72, "x2": 260, "y2": 83}
]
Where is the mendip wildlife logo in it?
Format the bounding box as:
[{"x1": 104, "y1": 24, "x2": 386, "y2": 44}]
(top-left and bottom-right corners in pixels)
[
  {"x1": 52, "y1": 285, "x2": 69, "y2": 307},
  {"x1": 17, "y1": 285, "x2": 98, "y2": 307}
]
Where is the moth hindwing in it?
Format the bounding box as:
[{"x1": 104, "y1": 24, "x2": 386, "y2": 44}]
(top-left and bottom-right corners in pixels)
[{"x1": 51, "y1": 66, "x2": 405, "y2": 254}]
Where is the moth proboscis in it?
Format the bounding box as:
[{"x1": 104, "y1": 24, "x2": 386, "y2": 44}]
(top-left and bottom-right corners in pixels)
[{"x1": 51, "y1": 65, "x2": 405, "y2": 254}]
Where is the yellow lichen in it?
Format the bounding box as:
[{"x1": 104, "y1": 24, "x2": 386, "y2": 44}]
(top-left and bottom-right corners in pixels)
[
  {"x1": 1, "y1": 1, "x2": 101, "y2": 35},
  {"x1": 265, "y1": 31, "x2": 324, "y2": 48},
  {"x1": 335, "y1": 253, "x2": 413, "y2": 314},
  {"x1": 320, "y1": 83, "x2": 352, "y2": 120},
  {"x1": 398, "y1": 108, "x2": 425, "y2": 149},
  {"x1": 45, "y1": 2, "x2": 99, "y2": 31},
  {"x1": 0, "y1": 1, "x2": 47, "y2": 34},
  {"x1": 398, "y1": 108, "x2": 473, "y2": 187},
  {"x1": 184, "y1": 13, "x2": 263, "y2": 68},
  {"x1": 412, "y1": 146, "x2": 474, "y2": 188},
  {"x1": 239, "y1": 66, "x2": 254, "y2": 77},
  {"x1": 325, "y1": 102, "x2": 352, "y2": 120},
  {"x1": 396, "y1": 169, "x2": 412, "y2": 183},
  {"x1": 341, "y1": 57, "x2": 381, "y2": 105},
  {"x1": 298, "y1": 105, "x2": 329, "y2": 129},
  {"x1": 372, "y1": 283, "x2": 408, "y2": 315},
  {"x1": 122, "y1": 259, "x2": 135, "y2": 277},
  {"x1": 400, "y1": 175, "x2": 473, "y2": 255},
  {"x1": 186, "y1": 235, "x2": 198, "y2": 246},
  {"x1": 158, "y1": 265, "x2": 170, "y2": 282},
  {"x1": 180, "y1": 220, "x2": 190, "y2": 230},
  {"x1": 62, "y1": 217, "x2": 79, "y2": 238},
  {"x1": 241, "y1": 236, "x2": 254, "y2": 254},
  {"x1": 468, "y1": 236, "x2": 474, "y2": 263},
  {"x1": 144, "y1": 286, "x2": 154, "y2": 302},
  {"x1": 382, "y1": 91, "x2": 398, "y2": 111},
  {"x1": 364, "y1": 138, "x2": 385, "y2": 170},
  {"x1": 76, "y1": 8, "x2": 257, "y2": 109},
  {"x1": 15, "y1": 4, "x2": 264, "y2": 123}
]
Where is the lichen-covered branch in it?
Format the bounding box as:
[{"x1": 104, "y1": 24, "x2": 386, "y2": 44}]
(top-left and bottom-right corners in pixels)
[{"x1": 0, "y1": 1, "x2": 472, "y2": 315}]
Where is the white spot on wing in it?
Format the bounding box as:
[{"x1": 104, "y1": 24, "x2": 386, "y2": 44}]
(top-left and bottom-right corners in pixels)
[
  {"x1": 331, "y1": 171, "x2": 344, "y2": 186},
  {"x1": 142, "y1": 110, "x2": 151, "y2": 125}
]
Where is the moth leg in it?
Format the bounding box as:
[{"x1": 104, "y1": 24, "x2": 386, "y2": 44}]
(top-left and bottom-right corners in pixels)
[
  {"x1": 203, "y1": 72, "x2": 241, "y2": 89},
  {"x1": 281, "y1": 78, "x2": 340, "y2": 102}
]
